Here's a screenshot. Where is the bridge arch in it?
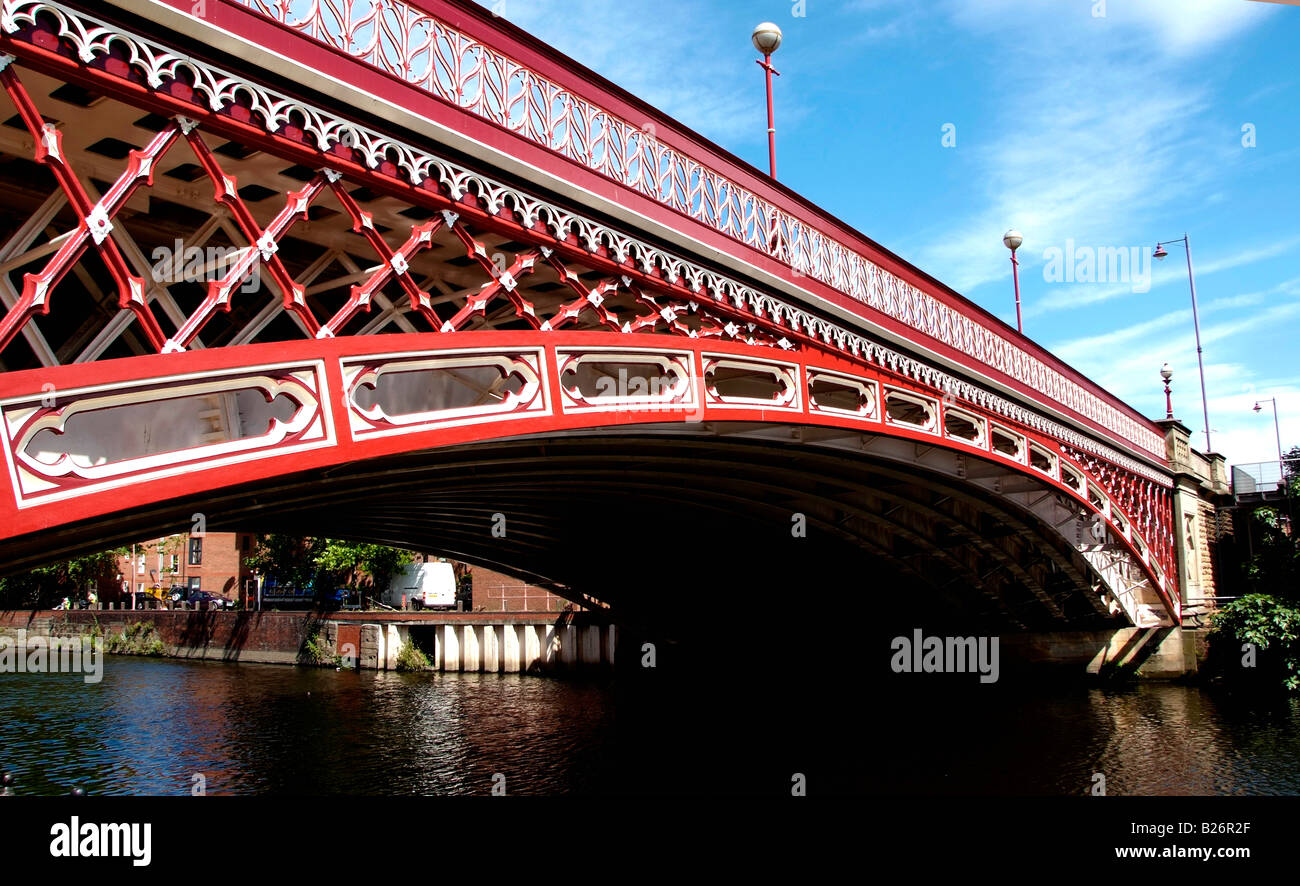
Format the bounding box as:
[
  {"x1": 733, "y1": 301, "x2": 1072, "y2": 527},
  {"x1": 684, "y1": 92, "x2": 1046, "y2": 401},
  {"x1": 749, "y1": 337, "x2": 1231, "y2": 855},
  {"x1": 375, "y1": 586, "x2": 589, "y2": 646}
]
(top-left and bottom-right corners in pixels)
[{"x1": 0, "y1": 332, "x2": 1173, "y2": 627}]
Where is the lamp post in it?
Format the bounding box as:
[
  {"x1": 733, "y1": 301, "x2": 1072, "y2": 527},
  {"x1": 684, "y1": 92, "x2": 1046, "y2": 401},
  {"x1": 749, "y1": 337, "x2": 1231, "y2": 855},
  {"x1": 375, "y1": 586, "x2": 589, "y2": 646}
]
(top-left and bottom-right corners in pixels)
[
  {"x1": 1161, "y1": 363, "x2": 1173, "y2": 419},
  {"x1": 1253, "y1": 398, "x2": 1284, "y2": 466},
  {"x1": 1154, "y1": 235, "x2": 1211, "y2": 452},
  {"x1": 752, "y1": 22, "x2": 782, "y2": 179},
  {"x1": 1256, "y1": 398, "x2": 1293, "y2": 530},
  {"x1": 1003, "y1": 229, "x2": 1024, "y2": 333}
]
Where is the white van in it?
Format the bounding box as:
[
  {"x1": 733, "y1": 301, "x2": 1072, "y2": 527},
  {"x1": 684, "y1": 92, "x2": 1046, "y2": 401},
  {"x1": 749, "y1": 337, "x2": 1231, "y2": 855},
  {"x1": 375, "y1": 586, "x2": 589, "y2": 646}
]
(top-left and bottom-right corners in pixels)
[{"x1": 383, "y1": 561, "x2": 457, "y2": 610}]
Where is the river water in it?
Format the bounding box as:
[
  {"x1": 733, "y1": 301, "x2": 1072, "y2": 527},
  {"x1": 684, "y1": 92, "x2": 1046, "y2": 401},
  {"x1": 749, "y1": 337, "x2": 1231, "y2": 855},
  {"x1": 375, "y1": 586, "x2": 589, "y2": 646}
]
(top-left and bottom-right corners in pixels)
[{"x1": 0, "y1": 656, "x2": 1297, "y2": 795}]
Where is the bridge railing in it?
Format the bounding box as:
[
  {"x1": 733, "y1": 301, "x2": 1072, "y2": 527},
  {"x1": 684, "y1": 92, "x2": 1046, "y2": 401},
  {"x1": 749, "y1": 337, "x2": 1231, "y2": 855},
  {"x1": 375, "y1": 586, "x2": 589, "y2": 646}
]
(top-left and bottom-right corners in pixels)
[{"x1": 1232, "y1": 460, "x2": 1297, "y2": 499}]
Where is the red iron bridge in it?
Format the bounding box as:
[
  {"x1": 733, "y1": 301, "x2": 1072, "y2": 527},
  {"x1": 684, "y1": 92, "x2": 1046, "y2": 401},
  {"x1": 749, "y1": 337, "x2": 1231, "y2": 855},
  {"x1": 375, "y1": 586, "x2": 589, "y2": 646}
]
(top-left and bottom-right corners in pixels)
[{"x1": 0, "y1": 0, "x2": 1229, "y2": 633}]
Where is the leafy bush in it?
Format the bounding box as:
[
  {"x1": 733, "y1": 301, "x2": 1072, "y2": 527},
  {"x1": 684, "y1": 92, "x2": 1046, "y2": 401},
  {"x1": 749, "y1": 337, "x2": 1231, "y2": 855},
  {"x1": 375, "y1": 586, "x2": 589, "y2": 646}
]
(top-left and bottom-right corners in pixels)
[
  {"x1": 299, "y1": 625, "x2": 340, "y2": 667},
  {"x1": 1209, "y1": 594, "x2": 1300, "y2": 691},
  {"x1": 105, "y1": 621, "x2": 165, "y2": 656},
  {"x1": 1243, "y1": 508, "x2": 1299, "y2": 593},
  {"x1": 395, "y1": 640, "x2": 430, "y2": 672}
]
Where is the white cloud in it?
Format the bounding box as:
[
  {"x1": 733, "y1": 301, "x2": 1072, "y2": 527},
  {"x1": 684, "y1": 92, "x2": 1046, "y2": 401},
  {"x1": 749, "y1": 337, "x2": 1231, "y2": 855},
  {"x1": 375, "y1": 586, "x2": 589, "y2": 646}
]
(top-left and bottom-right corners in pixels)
[
  {"x1": 1177, "y1": 235, "x2": 1300, "y2": 278},
  {"x1": 939, "y1": 0, "x2": 1277, "y2": 55},
  {"x1": 1120, "y1": 0, "x2": 1278, "y2": 56},
  {"x1": 889, "y1": 0, "x2": 1280, "y2": 303},
  {"x1": 908, "y1": 70, "x2": 1209, "y2": 295}
]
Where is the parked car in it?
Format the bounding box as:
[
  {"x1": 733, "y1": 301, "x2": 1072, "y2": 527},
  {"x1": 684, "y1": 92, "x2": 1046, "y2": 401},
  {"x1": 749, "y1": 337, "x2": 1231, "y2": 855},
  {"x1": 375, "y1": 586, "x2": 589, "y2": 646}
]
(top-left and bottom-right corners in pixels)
[{"x1": 169, "y1": 588, "x2": 231, "y2": 610}]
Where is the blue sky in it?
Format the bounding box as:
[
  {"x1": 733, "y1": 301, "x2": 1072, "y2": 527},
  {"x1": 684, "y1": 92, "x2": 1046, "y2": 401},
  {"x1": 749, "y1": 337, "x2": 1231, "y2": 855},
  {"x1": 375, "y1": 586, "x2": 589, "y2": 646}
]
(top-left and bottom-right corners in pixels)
[{"x1": 491, "y1": 0, "x2": 1298, "y2": 467}]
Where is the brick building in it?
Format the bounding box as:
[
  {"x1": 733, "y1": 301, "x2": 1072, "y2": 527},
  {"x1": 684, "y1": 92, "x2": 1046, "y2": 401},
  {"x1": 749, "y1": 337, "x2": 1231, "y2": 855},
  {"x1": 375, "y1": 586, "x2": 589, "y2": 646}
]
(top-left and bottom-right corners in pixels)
[{"x1": 116, "y1": 531, "x2": 256, "y2": 605}]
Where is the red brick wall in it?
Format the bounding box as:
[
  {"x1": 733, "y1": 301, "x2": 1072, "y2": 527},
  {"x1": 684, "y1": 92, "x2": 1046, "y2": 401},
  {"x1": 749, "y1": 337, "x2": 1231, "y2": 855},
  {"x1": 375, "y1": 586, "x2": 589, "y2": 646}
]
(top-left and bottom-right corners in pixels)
[
  {"x1": 0, "y1": 609, "x2": 315, "y2": 663},
  {"x1": 335, "y1": 622, "x2": 361, "y2": 659},
  {"x1": 468, "y1": 565, "x2": 572, "y2": 612}
]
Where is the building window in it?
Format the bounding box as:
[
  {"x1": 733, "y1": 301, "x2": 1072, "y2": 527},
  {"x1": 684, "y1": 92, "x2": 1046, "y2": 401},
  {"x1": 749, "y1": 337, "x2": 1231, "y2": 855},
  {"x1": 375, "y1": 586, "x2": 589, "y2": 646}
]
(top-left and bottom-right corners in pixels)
[
  {"x1": 188, "y1": 537, "x2": 203, "y2": 566},
  {"x1": 136, "y1": 582, "x2": 144, "y2": 594},
  {"x1": 167, "y1": 554, "x2": 178, "y2": 573},
  {"x1": 189, "y1": 577, "x2": 201, "y2": 592}
]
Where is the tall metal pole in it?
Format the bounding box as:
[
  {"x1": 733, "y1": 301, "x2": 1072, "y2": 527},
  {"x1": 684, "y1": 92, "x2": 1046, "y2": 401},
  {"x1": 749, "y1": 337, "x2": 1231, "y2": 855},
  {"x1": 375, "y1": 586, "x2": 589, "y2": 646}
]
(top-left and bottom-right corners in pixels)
[
  {"x1": 1183, "y1": 235, "x2": 1212, "y2": 453},
  {"x1": 1157, "y1": 234, "x2": 1213, "y2": 452},
  {"x1": 1162, "y1": 365, "x2": 1173, "y2": 419},
  {"x1": 763, "y1": 54, "x2": 777, "y2": 178},
  {"x1": 1267, "y1": 398, "x2": 1283, "y2": 465},
  {"x1": 751, "y1": 23, "x2": 782, "y2": 180},
  {"x1": 1278, "y1": 398, "x2": 1294, "y2": 532},
  {"x1": 1003, "y1": 230, "x2": 1024, "y2": 333},
  {"x1": 1010, "y1": 248, "x2": 1022, "y2": 333}
]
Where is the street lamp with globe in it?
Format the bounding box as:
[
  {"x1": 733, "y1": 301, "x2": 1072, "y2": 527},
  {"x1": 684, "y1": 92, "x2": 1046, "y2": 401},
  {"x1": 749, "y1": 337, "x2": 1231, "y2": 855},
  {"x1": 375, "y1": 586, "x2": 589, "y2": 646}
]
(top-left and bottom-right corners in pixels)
[
  {"x1": 1003, "y1": 229, "x2": 1024, "y2": 333},
  {"x1": 752, "y1": 22, "x2": 783, "y2": 179}
]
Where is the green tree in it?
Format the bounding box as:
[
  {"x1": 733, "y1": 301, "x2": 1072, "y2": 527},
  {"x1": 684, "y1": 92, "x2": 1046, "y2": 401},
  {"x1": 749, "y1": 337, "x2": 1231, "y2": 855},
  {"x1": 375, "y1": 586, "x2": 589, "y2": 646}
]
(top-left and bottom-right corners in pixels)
[
  {"x1": 1242, "y1": 444, "x2": 1299, "y2": 599},
  {"x1": 314, "y1": 540, "x2": 412, "y2": 590},
  {"x1": 1209, "y1": 593, "x2": 1300, "y2": 692},
  {"x1": 244, "y1": 534, "x2": 323, "y2": 588},
  {"x1": 245, "y1": 535, "x2": 412, "y2": 592},
  {"x1": 0, "y1": 547, "x2": 128, "y2": 609},
  {"x1": 1211, "y1": 445, "x2": 1300, "y2": 691}
]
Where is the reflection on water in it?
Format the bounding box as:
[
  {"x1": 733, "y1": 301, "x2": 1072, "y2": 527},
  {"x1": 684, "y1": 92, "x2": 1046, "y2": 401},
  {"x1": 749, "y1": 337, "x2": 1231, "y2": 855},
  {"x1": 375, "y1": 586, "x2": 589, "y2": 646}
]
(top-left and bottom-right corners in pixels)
[
  {"x1": 0, "y1": 656, "x2": 1297, "y2": 795},
  {"x1": 869, "y1": 682, "x2": 1300, "y2": 796}
]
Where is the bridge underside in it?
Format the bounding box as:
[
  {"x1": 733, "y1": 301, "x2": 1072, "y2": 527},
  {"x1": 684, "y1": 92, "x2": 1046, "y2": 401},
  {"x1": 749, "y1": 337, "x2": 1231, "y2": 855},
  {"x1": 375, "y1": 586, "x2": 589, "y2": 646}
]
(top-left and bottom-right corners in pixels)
[{"x1": 1, "y1": 426, "x2": 1137, "y2": 631}]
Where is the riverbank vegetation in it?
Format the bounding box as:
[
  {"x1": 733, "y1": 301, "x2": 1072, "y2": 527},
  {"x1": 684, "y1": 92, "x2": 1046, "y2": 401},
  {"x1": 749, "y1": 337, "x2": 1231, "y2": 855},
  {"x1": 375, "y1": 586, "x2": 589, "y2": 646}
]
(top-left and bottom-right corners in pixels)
[
  {"x1": 1208, "y1": 447, "x2": 1298, "y2": 692},
  {"x1": 395, "y1": 641, "x2": 430, "y2": 672},
  {"x1": 1209, "y1": 595, "x2": 1300, "y2": 691},
  {"x1": 0, "y1": 548, "x2": 128, "y2": 609},
  {"x1": 105, "y1": 621, "x2": 166, "y2": 656},
  {"x1": 299, "y1": 623, "x2": 341, "y2": 667}
]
